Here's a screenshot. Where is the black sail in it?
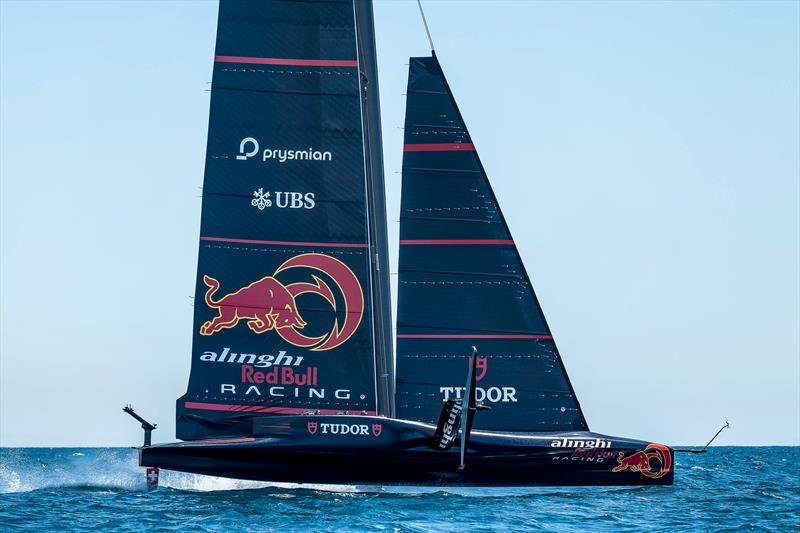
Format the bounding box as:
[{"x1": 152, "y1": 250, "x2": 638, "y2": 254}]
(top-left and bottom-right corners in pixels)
[
  {"x1": 395, "y1": 55, "x2": 588, "y2": 432},
  {"x1": 177, "y1": 0, "x2": 391, "y2": 439}
]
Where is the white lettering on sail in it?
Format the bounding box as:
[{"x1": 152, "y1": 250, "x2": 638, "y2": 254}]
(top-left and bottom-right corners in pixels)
[
  {"x1": 219, "y1": 384, "x2": 352, "y2": 400},
  {"x1": 251, "y1": 189, "x2": 315, "y2": 210},
  {"x1": 200, "y1": 348, "x2": 303, "y2": 368},
  {"x1": 440, "y1": 386, "x2": 517, "y2": 403},
  {"x1": 235, "y1": 137, "x2": 332, "y2": 163},
  {"x1": 262, "y1": 148, "x2": 332, "y2": 162}
]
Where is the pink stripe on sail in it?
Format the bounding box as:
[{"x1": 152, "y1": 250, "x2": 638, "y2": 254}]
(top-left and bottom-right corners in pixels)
[
  {"x1": 397, "y1": 334, "x2": 553, "y2": 339},
  {"x1": 184, "y1": 402, "x2": 377, "y2": 416},
  {"x1": 214, "y1": 55, "x2": 358, "y2": 67},
  {"x1": 399, "y1": 239, "x2": 514, "y2": 245},
  {"x1": 200, "y1": 236, "x2": 368, "y2": 248},
  {"x1": 403, "y1": 143, "x2": 476, "y2": 152}
]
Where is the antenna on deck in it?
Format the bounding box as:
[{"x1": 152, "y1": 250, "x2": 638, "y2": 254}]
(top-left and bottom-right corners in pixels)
[{"x1": 416, "y1": 0, "x2": 435, "y2": 53}]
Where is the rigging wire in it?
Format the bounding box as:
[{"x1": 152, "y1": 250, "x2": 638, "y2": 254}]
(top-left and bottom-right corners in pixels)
[{"x1": 416, "y1": 0, "x2": 435, "y2": 53}]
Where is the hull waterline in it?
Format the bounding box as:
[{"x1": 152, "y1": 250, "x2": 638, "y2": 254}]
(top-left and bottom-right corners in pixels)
[{"x1": 141, "y1": 415, "x2": 673, "y2": 487}]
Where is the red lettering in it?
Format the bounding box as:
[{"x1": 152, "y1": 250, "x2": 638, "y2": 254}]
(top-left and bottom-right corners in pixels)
[{"x1": 241, "y1": 365, "x2": 254, "y2": 383}]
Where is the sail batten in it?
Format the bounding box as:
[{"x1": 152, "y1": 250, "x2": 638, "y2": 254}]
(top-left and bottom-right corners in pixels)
[{"x1": 395, "y1": 55, "x2": 588, "y2": 432}]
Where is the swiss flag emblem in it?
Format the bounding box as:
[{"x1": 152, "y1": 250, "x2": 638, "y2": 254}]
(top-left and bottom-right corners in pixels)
[
  {"x1": 146, "y1": 467, "x2": 159, "y2": 489},
  {"x1": 307, "y1": 421, "x2": 318, "y2": 435},
  {"x1": 372, "y1": 423, "x2": 382, "y2": 437}
]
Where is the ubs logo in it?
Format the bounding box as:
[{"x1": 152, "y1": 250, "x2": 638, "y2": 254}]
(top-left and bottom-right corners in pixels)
[{"x1": 252, "y1": 188, "x2": 315, "y2": 210}]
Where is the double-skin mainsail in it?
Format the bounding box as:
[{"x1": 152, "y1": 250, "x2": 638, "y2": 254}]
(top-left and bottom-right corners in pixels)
[{"x1": 176, "y1": 0, "x2": 394, "y2": 440}]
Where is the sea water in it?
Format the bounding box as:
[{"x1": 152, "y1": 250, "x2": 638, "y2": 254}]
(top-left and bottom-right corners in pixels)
[{"x1": 0, "y1": 447, "x2": 797, "y2": 531}]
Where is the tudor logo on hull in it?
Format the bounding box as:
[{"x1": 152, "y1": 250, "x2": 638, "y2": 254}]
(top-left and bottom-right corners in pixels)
[
  {"x1": 306, "y1": 422, "x2": 383, "y2": 437},
  {"x1": 237, "y1": 137, "x2": 332, "y2": 163},
  {"x1": 200, "y1": 253, "x2": 363, "y2": 352}
]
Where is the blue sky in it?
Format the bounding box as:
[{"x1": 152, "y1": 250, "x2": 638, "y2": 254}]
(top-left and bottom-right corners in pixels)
[{"x1": 1, "y1": 0, "x2": 798, "y2": 446}]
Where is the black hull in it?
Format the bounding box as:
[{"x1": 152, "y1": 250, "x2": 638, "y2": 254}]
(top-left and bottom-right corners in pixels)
[{"x1": 141, "y1": 416, "x2": 673, "y2": 487}]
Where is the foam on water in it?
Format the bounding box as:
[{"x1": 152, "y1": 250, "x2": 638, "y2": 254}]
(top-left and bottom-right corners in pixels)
[{"x1": 0, "y1": 448, "x2": 361, "y2": 495}]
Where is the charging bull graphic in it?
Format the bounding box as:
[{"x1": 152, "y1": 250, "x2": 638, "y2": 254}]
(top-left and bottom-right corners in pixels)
[
  {"x1": 200, "y1": 276, "x2": 306, "y2": 335},
  {"x1": 200, "y1": 253, "x2": 363, "y2": 351},
  {"x1": 612, "y1": 443, "x2": 672, "y2": 479}
]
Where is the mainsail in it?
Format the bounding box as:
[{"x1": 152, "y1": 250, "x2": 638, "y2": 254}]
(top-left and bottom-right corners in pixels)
[
  {"x1": 395, "y1": 55, "x2": 588, "y2": 432},
  {"x1": 177, "y1": 0, "x2": 392, "y2": 439}
]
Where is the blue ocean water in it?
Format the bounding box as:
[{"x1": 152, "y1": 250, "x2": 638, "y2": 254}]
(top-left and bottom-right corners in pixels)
[{"x1": 0, "y1": 447, "x2": 797, "y2": 531}]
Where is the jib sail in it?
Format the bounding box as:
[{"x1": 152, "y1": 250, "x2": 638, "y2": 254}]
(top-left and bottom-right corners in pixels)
[
  {"x1": 177, "y1": 0, "x2": 391, "y2": 439},
  {"x1": 395, "y1": 55, "x2": 588, "y2": 432}
]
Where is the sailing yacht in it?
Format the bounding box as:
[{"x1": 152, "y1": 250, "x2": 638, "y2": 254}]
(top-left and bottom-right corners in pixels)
[{"x1": 131, "y1": 0, "x2": 674, "y2": 486}]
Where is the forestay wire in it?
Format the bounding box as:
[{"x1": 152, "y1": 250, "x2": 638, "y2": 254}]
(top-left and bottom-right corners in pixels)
[{"x1": 416, "y1": 0, "x2": 436, "y2": 53}]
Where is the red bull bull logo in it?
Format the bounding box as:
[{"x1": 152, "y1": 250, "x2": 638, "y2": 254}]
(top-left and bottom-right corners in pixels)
[
  {"x1": 612, "y1": 443, "x2": 672, "y2": 479},
  {"x1": 200, "y1": 253, "x2": 363, "y2": 351}
]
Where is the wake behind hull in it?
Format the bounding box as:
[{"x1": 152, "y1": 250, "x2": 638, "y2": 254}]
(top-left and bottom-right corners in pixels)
[{"x1": 140, "y1": 416, "x2": 673, "y2": 486}]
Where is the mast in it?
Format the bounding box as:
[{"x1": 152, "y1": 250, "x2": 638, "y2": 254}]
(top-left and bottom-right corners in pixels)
[{"x1": 354, "y1": 0, "x2": 395, "y2": 417}]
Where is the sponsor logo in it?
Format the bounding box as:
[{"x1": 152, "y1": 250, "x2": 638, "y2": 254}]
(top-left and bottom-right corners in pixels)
[
  {"x1": 470, "y1": 355, "x2": 488, "y2": 381},
  {"x1": 550, "y1": 437, "x2": 612, "y2": 449},
  {"x1": 200, "y1": 253, "x2": 363, "y2": 351},
  {"x1": 241, "y1": 365, "x2": 318, "y2": 386},
  {"x1": 237, "y1": 137, "x2": 259, "y2": 160},
  {"x1": 305, "y1": 422, "x2": 383, "y2": 437},
  {"x1": 200, "y1": 347, "x2": 303, "y2": 368},
  {"x1": 252, "y1": 188, "x2": 315, "y2": 211},
  {"x1": 612, "y1": 443, "x2": 672, "y2": 479},
  {"x1": 440, "y1": 386, "x2": 517, "y2": 403},
  {"x1": 552, "y1": 448, "x2": 617, "y2": 463},
  {"x1": 236, "y1": 137, "x2": 332, "y2": 162},
  {"x1": 433, "y1": 399, "x2": 462, "y2": 450},
  {"x1": 441, "y1": 356, "x2": 517, "y2": 403},
  {"x1": 219, "y1": 383, "x2": 355, "y2": 400}
]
